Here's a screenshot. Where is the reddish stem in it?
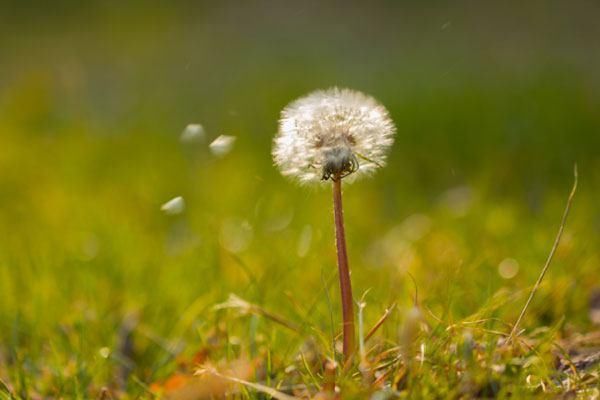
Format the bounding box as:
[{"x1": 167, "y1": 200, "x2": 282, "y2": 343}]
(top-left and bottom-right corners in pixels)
[{"x1": 332, "y1": 178, "x2": 355, "y2": 362}]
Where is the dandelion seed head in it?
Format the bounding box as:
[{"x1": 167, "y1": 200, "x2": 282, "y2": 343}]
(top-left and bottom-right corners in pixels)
[{"x1": 273, "y1": 87, "x2": 396, "y2": 183}]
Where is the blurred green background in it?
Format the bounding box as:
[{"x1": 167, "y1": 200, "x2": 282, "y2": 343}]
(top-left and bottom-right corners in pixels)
[{"x1": 0, "y1": 1, "x2": 599, "y2": 395}]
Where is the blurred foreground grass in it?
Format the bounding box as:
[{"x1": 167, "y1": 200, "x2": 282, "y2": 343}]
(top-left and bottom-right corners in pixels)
[{"x1": 0, "y1": 2, "x2": 599, "y2": 398}]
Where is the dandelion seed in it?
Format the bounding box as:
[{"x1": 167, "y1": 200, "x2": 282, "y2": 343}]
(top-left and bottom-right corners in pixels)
[
  {"x1": 273, "y1": 87, "x2": 395, "y2": 184},
  {"x1": 161, "y1": 196, "x2": 185, "y2": 215},
  {"x1": 180, "y1": 123, "x2": 205, "y2": 143},
  {"x1": 210, "y1": 135, "x2": 236, "y2": 156}
]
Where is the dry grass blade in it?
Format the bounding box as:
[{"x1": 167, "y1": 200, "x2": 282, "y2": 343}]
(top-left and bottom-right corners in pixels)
[
  {"x1": 509, "y1": 164, "x2": 579, "y2": 341},
  {"x1": 214, "y1": 294, "x2": 301, "y2": 332},
  {"x1": 365, "y1": 303, "x2": 397, "y2": 343},
  {"x1": 199, "y1": 367, "x2": 300, "y2": 400}
]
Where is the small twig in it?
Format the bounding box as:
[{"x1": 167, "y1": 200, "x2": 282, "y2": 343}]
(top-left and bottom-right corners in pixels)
[{"x1": 509, "y1": 164, "x2": 578, "y2": 341}]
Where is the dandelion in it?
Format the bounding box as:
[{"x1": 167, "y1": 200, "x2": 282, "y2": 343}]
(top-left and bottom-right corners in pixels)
[
  {"x1": 272, "y1": 87, "x2": 396, "y2": 361},
  {"x1": 273, "y1": 88, "x2": 395, "y2": 184}
]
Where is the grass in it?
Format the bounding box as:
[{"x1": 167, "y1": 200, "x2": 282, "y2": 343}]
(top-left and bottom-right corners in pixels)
[
  {"x1": 1, "y1": 3, "x2": 600, "y2": 398},
  {"x1": 0, "y1": 104, "x2": 598, "y2": 399}
]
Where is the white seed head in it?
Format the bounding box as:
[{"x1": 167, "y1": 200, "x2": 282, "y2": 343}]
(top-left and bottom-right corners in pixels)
[{"x1": 273, "y1": 87, "x2": 396, "y2": 184}]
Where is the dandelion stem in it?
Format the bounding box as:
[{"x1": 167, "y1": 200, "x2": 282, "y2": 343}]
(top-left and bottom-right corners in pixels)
[{"x1": 332, "y1": 177, "x2": 355, "y2": 362}]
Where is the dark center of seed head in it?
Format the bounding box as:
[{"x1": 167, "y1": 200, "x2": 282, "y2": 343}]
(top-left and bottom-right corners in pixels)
[{"x1": 321, "y1": 147, "x2": 359, "y2": 181}]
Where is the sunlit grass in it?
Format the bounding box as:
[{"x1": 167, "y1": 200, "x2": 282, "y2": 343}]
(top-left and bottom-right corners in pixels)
[{"x1": 0, "y1": 111, "x2": 598, "y2": 397}]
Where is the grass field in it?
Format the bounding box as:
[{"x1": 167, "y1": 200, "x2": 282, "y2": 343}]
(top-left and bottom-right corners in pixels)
[{"x1": 1, "y1": 2, "x2": 599, "y2": 399}]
